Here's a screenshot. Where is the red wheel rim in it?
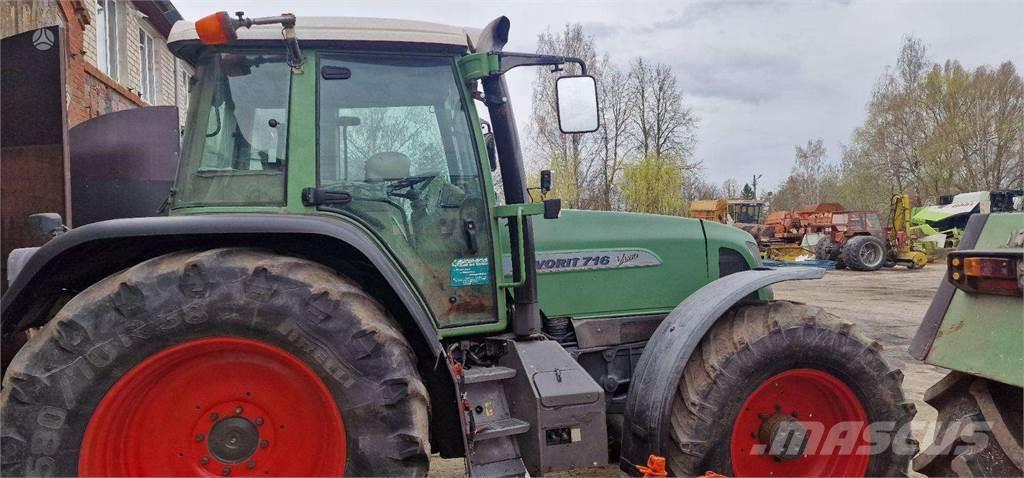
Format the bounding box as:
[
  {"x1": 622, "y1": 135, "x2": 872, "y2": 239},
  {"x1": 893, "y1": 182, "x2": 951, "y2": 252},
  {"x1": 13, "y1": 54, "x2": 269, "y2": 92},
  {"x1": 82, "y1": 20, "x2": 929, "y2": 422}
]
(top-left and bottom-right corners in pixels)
[
  {"x1": 730, "y1": 368, "x2": 869, "y2": 477},
  {"x1": 80, "y1": 338, "x2": 346, "y2": 476}
]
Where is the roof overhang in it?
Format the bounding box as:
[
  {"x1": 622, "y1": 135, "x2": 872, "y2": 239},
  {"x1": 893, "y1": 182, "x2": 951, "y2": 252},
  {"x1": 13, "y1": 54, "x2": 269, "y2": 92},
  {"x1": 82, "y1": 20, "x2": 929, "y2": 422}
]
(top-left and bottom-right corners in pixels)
[
  {"x1": 168, "y1": 16, "x2": 480, "y2": 63},
  {"x1": 133, "y1": 0, "x2": 183, "y2": 37}
]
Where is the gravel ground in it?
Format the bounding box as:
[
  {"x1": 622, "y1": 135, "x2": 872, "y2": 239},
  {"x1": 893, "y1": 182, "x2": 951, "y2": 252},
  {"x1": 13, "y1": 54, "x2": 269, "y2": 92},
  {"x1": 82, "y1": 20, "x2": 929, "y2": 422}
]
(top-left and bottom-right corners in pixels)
[{"x1": 429, "y1": 266, "x2": 949, "y2": 477}]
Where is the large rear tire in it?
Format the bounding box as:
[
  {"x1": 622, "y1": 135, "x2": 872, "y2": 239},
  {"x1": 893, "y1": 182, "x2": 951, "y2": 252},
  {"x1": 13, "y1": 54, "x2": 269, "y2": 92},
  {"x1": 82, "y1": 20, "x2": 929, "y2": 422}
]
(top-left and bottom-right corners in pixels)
[
  {"x1": 841, "y1": 236, "x2": 887, "y2": 271},
  {"x1": 668, "y1": 301, "x2": 917, "y2": 477},
  {"x1": 0, "y1": 248, "x2": 430, "y2": 477},
  {"x1": 913, "y1": 372, "x2": 1023, "y2": 477}
]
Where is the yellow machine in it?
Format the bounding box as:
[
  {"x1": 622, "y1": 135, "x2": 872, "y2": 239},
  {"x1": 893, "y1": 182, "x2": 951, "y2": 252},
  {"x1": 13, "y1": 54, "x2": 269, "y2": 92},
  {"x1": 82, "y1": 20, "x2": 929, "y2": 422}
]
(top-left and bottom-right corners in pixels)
[
  {"x1": 890, "y1": 194, "x2": 931, "y2": 269},
  {"x1": 688, "y1": 199, "x2": 728, "y2": 223}
]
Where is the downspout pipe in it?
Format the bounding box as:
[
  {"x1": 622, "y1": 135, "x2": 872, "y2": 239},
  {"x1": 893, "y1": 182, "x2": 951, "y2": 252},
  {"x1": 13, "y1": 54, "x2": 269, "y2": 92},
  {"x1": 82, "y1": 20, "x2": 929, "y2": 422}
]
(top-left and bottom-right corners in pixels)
[
  {"x1": 478, "y1": 17, "x2": 541, "y2": 337},
  {"x1": 483, "y1": 76, "x2": 540, "y2": 337}
]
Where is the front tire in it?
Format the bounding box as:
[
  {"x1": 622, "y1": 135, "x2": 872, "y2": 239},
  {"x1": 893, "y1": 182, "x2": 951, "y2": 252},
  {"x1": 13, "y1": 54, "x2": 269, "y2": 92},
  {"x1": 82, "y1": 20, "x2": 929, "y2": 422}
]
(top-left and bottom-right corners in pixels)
[
  {"x1": 668, "y1": 301, "x2": 917, "y2": 477},
  {"x1": 0, "y1": 248, "x2": 430, "y2": 477}
]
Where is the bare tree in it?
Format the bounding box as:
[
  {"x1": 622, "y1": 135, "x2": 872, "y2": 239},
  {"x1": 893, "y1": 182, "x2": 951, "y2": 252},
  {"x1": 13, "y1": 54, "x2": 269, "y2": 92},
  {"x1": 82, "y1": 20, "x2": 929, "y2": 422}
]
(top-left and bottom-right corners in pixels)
[
  {"x1": 594, "y1": 60, "x2": 634, "y2": 210},
  {"x1": 530, "y1": 24, "x2": 602, "y2": 209},
  {"x1": 628, "y1": 59, "x2": 698, "y2": 163},
  {"x1": 838, "y1": 36, "x2": 1023, "y2": 212},
  {"x1": 683, "y1": 171, "x2": 723, "y2": 200},
  {"x1": 527, "y1": 27, "x2": 700, "y2": 212},
  {"x1": 721, "y1": 178, "x2": 739, "y2": 199},
  {"x1": 771, "y1": 139, "x2": 838, "y2": 210}
]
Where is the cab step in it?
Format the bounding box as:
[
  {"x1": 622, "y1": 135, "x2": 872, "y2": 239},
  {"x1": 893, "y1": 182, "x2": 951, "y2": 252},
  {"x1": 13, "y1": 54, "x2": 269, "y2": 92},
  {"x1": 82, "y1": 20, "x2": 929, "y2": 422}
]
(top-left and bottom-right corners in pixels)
[
  {"x1": 474, "y1": 417, "x2": 530, "y2": 441},
  {"x1": 463, "y1": 366, "x2": 517, "y2": 384},
  {"x1": 462, "y1": 364, "x2": 528, "y2": 476}
]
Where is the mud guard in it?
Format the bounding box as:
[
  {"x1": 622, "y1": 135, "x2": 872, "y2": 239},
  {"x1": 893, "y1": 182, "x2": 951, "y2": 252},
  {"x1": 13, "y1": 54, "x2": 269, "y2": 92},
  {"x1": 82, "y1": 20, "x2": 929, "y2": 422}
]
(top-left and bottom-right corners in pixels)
[
  {"x1": 0, "y1": 214, "x2": 442, "y2": 356},
  {"x1": 618, "y1": 266, "x2": 825, "y2": 474}
]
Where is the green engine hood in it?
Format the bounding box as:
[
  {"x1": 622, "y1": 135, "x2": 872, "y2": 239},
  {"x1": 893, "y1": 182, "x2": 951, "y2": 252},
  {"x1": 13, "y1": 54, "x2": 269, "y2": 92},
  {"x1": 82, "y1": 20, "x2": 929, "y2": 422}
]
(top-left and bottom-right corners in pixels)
[{"x1": 513, "y1": 210, "x2": 759, "y2": 320}]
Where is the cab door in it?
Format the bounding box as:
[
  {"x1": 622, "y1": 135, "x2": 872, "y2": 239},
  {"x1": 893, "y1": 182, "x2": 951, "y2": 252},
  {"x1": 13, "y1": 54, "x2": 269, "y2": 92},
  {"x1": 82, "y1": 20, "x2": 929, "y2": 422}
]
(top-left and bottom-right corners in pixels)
[{"x1": 315, "y1": 53, "x2": 499, "y2": 329}]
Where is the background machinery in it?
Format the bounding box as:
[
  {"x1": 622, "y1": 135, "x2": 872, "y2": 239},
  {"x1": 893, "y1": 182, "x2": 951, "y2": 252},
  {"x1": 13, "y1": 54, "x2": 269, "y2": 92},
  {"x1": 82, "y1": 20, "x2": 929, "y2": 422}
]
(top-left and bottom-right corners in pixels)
[
  {"x1": 887, "y1": 194, "x2": 932, "y2": 269},
  {"x1": 0, "y1": 12, "x2": 916, "y2": 477},
  {"x1": 726, "y1": 199, "x2": 767, "y2": 225},
  {"x1": 687, "y1": 199, "x2": 728, "y2": 223}
]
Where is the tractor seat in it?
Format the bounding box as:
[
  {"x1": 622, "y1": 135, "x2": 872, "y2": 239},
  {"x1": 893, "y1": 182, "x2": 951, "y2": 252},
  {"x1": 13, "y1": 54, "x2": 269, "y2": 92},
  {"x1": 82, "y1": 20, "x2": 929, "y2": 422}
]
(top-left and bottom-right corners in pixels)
[{"x1": 365, "y1": 152, "x2": 411, "y2": 182}]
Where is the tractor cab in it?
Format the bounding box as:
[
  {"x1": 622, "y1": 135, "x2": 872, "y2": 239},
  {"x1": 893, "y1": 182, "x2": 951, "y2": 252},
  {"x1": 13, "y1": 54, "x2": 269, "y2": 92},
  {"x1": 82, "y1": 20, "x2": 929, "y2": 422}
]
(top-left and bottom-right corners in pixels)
[{"x1": 168, "y1": 13, "x2": 597, "y2": 330}]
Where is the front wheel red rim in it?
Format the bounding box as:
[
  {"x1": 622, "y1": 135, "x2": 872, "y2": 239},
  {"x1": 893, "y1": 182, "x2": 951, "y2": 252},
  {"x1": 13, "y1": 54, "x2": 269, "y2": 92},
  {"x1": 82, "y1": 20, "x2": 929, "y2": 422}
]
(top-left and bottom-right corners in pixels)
[
  {"x1": 79, "y1": 337, "x2": 346, "y2": 477},
  {"x1": 730, "y1": 368, "x2": 870, "y2": 477}
]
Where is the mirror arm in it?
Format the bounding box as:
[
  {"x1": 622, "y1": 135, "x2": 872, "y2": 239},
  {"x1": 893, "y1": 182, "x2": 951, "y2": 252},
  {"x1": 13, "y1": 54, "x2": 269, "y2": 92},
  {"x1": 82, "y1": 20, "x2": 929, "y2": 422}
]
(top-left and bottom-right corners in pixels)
[
  {"x1": 231, "y1": 12, "x2": 304, "y2": 73},
  {"x1": 496, "y1": 52, "x2": 587, "y2": 75}
]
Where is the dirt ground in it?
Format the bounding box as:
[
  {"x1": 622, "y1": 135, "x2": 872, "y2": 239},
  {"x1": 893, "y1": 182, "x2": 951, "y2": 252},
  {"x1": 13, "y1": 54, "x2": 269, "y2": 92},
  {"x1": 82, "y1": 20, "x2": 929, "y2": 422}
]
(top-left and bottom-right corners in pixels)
[{"x1": 429, "y1": 266, "x2": 949, "y2": 477}]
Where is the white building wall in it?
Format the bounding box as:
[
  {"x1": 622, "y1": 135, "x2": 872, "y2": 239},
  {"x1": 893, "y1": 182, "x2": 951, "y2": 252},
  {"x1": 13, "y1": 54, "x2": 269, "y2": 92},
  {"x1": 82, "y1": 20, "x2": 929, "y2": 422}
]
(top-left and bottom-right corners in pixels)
[{"x1": 79, "y1": 0, "x2": 192, "y2": 124}]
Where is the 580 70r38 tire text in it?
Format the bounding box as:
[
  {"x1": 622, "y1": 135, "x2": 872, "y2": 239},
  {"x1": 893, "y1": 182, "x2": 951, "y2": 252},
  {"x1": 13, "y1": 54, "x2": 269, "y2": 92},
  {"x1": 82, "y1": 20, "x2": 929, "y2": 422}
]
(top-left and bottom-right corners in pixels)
[
  {"x1": 668, "y1": 301, "x2": 918, "y2": 477},
  {"x1": 0, "y1": 248, "x2": 430, "y2": 477}
]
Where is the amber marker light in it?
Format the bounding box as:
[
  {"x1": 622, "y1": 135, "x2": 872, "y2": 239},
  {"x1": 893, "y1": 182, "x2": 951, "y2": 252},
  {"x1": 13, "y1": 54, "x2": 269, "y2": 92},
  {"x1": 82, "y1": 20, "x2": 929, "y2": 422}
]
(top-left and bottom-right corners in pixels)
[
  {"x1": 196, "y1": 11, "x2": 238, "y2": 45},
  {"x1": 949, "y1": 253, "x2": 1022, "y2": 297}
]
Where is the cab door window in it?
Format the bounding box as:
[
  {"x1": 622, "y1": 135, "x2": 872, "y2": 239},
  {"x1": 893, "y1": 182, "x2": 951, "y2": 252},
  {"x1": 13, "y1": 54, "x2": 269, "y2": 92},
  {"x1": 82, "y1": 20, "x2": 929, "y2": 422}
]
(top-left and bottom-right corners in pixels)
[{"x1": 317, "y1": 54, "x2": 496, "y2": 327}]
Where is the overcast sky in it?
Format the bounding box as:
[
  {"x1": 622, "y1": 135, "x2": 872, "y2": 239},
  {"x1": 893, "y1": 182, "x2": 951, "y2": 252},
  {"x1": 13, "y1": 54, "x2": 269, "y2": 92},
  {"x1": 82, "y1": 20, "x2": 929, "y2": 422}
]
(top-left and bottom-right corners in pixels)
[{"x1": 173, "y1": 0, "x2": 1023, "y2": 190}]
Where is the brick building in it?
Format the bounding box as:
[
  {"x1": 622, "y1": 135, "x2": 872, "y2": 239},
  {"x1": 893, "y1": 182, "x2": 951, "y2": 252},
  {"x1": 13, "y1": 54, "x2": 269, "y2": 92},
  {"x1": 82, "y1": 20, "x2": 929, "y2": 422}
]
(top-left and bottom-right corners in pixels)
[{"x1": 1, "y1": 0, "x2": 192, "y2": 127}]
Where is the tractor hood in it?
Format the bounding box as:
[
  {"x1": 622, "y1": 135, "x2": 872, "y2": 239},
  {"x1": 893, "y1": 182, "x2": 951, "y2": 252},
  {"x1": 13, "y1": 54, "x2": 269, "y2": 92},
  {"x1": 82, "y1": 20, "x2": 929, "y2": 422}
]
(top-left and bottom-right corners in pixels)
[{"x1": 510, "y1": 210, "x2": 760, "y2": 319}]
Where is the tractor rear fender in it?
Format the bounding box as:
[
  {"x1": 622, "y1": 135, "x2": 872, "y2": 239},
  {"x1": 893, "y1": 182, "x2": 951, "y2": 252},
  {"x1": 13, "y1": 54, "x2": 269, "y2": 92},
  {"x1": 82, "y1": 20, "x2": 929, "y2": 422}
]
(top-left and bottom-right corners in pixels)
[
  {"x1": 619, "y1": 266, "x2": 825, "y2": 472},
  {"x1": 0, "y1": 214, "x2": 442, "y2": 357}
]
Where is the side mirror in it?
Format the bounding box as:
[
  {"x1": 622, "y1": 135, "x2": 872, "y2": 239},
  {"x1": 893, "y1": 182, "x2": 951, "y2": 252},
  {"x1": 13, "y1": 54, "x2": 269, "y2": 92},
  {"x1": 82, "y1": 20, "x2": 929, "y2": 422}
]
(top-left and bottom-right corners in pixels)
[{"x1": 555, "y1": 75, "x2": 599, "y2": 134}]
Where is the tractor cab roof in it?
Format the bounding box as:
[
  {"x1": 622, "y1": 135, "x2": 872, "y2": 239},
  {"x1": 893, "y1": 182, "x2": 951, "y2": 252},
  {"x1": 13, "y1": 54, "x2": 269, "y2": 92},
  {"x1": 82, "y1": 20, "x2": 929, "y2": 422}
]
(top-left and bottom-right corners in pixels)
[{"x1": 168, "y1": 16, "x2": 481, "y2": 62}]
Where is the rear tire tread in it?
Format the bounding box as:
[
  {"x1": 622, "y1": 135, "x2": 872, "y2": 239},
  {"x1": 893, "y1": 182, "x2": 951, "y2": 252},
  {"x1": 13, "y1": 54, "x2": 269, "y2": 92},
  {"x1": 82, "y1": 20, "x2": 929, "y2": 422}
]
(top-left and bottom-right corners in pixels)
[{"x1": 1, "y1": 248, "x2": 430, "y2": 477}]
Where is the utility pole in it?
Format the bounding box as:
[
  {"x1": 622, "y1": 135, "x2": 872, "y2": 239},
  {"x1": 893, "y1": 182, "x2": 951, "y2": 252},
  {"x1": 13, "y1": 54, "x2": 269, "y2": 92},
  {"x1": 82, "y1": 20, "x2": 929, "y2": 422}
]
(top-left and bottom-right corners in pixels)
[{"x1": 752, "y1": 174, "x2": 763, "y2": 199}]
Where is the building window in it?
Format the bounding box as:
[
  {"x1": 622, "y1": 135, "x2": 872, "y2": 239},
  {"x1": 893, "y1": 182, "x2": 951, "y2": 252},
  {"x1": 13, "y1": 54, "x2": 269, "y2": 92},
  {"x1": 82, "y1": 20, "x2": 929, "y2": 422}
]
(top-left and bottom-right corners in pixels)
[
  {"x1": 95, "y1": 0, "x2": 118, "y2": 78},
  {"x1": 138, "y1": 30, "x2": 156, "y2": 101},
  {"x1": 174, "y1": 59, "x2": 190, "y2": 109}
]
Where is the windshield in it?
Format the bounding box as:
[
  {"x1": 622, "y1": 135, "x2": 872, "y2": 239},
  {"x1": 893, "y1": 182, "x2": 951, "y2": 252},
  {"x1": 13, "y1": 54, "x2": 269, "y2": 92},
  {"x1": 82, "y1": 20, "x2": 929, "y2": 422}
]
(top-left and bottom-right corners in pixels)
[{"x1": 175, "y1": 52, "x2": 291, "y2": 208}]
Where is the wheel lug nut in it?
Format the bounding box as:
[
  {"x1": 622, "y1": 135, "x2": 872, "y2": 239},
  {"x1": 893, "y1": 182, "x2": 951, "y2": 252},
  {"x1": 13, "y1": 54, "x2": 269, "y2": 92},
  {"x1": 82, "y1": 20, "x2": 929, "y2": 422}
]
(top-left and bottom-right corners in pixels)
[
  {"x1": 210, "y1": 412, "x2": 219, "y2": 421},
  {"x1": 234, "y1": 406, "x2": 243, "y2": 415},
  {"x1": 200, "y1": 456, "x2": 210, "y2": 465},
  {"x1": 255, "y1": 417, "x2": 264, "y2": 426},
  {"x1": 195, "y1": 433, "x2": 205, "y2": 442},
  {"x1": 247, "y1": 461, "x2": 256, "y2": 470},
  {"x1": 260, "y1": 439, "x2": 269, "y2": 448},
  {"x1": 222, "y1": 466, "x2": 232, "y2": 476}
]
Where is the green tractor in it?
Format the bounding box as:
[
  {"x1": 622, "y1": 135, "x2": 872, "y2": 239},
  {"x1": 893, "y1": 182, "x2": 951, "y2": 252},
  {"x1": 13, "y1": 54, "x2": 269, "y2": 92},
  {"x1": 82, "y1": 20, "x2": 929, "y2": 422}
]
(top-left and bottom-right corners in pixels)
[
  {"x1": 910, "y1": 212, "x2": 1023, "y2": 477},
  {"x1": 1, "y1": 13, "x2": 916, "y2": 476}
]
